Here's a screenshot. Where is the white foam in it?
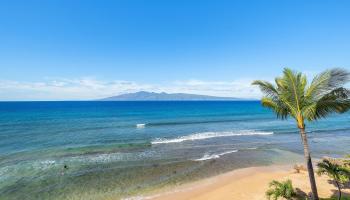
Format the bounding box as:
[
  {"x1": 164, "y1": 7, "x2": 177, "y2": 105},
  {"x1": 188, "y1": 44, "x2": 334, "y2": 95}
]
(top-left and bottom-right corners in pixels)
[
  {"x1": 194, "y1": 150, "x2": 238, "y2": 161},
  {"x1": 0, "y1": 166, "x2": 9, "y2": 177},
  {"x1": 70, "y1": 152, "x2": 130, "y2": 163},
  {"x1": 194, "y1": 154, "x2": 220, "y2": 161},
  {"x1": 66, "y1": 150, "x2": 157, "y2": 163},
  {"x1": 151, "y1": 130, "x2": 273, "y2": 144},
  {"x1": 136, "y1": 123, "x2": 146, "y2": 128},
  {"x1": 245, "y1": 147, "x2": 258, "y2": 150},
  {"x1": 40, "y1": 160, "x2": 56, "y2": 165},
  {"x1": 32, "y1": 160, "x2": 57, "y2": 170}
]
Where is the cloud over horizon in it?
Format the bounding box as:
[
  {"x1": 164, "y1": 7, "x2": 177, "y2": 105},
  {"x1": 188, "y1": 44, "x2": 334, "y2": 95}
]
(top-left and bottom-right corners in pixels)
[{"x1": 0, "y1": 77, "x2": 262, "y2": 101}]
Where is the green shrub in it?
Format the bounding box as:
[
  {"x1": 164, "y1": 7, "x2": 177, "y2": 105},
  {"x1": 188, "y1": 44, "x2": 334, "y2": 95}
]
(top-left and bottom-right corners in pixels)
[{"x1": 266, "y1": 179, "x2": 296, "y2": 200}]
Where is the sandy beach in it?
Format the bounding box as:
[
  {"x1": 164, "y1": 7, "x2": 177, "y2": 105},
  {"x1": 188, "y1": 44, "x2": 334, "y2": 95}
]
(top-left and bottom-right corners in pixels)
[{"x1": 144, "y1": 164, "x2": 350, "y2": 200}]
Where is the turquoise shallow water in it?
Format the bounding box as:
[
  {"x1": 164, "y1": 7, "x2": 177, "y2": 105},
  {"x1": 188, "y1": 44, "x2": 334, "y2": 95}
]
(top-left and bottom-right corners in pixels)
[{"x1": 0, "y1": 101, "x2": 350, "y2": 199}]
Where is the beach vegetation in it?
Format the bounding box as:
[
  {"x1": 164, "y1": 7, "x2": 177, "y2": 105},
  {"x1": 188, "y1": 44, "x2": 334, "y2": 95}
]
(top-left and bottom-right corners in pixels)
[
  {"x1": 266, "y1": 179, "x2": 296, "y2": 200},
  {"x1": 317, "y1": 158, "x2": 350, "y2": 200},
  {"x1": 253, "y1": 68, "x2": 350, "y2": 200}
]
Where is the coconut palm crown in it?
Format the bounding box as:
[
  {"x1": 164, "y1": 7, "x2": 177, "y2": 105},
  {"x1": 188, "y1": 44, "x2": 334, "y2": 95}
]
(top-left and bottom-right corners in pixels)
[
  {"x1": 253, "y1": 68, "x2": 350, "y2": 200},
  {"x1": 252, "y1": 68, "x2": 350, "y2": 127}
]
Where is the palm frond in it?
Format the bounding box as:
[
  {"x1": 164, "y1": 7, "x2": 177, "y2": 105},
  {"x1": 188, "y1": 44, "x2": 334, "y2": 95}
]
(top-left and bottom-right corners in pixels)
[
  {"x1": 313, "y1": 88, "x2": 350, "y2": 120},
  {"x1": 252, "y1": 80, "x2": 278, "y2": 98},
  {"x1": 306, "y1": 68, "x2": 350, "y2": 101},
  {"x1": 271, "y1": 68, "x2": 306, "y2": 120},
  {"x1": 280, "y1": 68, "x2": 306, "y2": 112},
  {"x1": 261, "y1": 97, "x2": 289, "y2": 119},
  {"x1": 301, "y1": 103, "x2": 317, "y2": 121},
  {"x1": 317, "y1": 158, "x2": 350, "y2": 183}
]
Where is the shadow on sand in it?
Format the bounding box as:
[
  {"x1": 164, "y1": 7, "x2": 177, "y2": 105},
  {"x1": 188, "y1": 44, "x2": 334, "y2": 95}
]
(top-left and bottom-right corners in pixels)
[{"x1": 293, "y1": 180, "x2": 350, "y2": 200}]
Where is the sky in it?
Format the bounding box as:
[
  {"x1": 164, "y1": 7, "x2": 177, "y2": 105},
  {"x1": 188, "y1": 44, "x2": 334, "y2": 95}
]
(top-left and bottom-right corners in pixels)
[{"x1": 0, "y1": 0, "x2": 350, "y2": 100}]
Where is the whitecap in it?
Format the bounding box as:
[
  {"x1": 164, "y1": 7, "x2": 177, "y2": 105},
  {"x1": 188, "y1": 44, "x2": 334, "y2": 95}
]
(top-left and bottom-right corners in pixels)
[{"x1": 136, "y1": 123, "x2": 146, "y2": 128}]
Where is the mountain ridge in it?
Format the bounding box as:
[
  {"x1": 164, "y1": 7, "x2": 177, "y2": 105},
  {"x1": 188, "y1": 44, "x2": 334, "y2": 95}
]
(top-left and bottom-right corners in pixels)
[{"x1": 99, "y1": 91, "x2": 244, "y2": 101}]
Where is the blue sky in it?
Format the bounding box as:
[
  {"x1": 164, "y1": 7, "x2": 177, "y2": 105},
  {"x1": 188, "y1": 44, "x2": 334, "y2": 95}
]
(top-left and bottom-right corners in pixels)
[{"x1": 0, "y1": 0, "x2": 350, "y2": 100}]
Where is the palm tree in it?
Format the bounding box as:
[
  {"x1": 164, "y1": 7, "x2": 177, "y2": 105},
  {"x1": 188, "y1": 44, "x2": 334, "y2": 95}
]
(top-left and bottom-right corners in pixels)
[
  {"x1": 266, "y1": 179, "x2": 296, "y2": 200},
  {"x1": 317, "y1": 158, "x2": 350, "y2": 200},
  {"x1": 253, "y1": 68, "x2": 350, "y2": 200}
]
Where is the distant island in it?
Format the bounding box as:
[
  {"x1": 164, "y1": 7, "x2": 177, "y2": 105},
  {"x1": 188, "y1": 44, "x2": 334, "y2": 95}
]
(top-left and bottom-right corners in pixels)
[{"x1": 99, "y1": 91, "x2": 243, "y2": 101}]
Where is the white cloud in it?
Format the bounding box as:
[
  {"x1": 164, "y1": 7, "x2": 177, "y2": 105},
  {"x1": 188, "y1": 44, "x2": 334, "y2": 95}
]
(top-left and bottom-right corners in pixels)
[
  {"x1": 169, "y1": 79, "x2": 261, "y2": 98},
  {"x1": 0, "y1": 77, "x2": 262, "y2": 101}
]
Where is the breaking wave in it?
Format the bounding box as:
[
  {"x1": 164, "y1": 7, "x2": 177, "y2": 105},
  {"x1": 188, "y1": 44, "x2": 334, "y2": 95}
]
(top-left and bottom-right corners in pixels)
[
  {"x1": 194, "y1": 150, "x2": 238, "y2": 161},
  {"x1": 151, "y1": 130, "x2": 273, "y2": 144},
  {"x1": 136, "y1": 123, "x2": 146, "y2": 128}
]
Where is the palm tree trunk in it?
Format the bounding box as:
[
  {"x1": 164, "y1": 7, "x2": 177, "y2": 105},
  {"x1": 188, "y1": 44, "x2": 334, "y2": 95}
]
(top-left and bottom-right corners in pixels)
[
  {"x1": 335, "y1": 181, "x2": 342, "y2": 200},
  {"x1": 299, "y1": 128, "x2": 319, "y2": 200}
]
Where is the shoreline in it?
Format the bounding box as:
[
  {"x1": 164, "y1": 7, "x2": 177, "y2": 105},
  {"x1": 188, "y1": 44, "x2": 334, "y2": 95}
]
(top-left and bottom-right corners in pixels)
[{"x1": 128, "y1": 164, "x2": 349, "y2": 200}]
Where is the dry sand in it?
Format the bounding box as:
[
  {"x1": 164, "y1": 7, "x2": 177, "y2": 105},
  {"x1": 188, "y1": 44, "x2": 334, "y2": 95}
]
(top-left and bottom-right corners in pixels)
[{"x1": 145, "y1": 164, "x2": 350, "y2": 200}]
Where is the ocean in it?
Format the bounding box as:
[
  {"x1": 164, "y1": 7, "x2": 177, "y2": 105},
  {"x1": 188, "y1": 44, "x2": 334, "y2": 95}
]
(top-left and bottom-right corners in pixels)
[{"x1": 0, "y1": 101, "x2": 349, "y2": 200}]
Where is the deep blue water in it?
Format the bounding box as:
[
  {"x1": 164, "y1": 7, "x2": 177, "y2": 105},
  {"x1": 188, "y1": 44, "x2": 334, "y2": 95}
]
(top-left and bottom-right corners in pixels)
[{"x1": 0, "y1": 101, "x2": 349, "y2": 199}]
